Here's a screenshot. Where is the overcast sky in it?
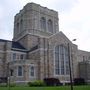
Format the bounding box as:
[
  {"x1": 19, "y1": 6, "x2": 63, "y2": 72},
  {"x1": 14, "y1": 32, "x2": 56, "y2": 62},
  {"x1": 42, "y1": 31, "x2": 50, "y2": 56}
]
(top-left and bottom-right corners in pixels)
[{"x1": 0, "y1": 0, "x2": 90, "y2": 51}]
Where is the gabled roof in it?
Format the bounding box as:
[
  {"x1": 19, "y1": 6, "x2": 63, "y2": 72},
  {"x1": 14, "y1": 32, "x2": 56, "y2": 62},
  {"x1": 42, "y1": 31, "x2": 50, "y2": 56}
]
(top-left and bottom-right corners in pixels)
[{"x1": 48, "y1": 31, "x2": 72, "y2": 44}]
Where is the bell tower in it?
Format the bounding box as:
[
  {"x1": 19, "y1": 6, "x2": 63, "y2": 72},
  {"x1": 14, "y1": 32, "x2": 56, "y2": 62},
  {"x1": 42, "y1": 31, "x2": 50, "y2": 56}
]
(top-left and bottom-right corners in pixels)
[{"x1": 13, "y1": 3, "x2": 59, "y2": 49}]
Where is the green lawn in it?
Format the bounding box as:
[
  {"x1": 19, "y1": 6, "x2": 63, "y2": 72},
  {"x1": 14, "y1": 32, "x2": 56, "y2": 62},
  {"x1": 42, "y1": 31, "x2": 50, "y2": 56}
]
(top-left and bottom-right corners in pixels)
[{"x1": 0, "y1": 85, "x2": 90, "y2": 90}]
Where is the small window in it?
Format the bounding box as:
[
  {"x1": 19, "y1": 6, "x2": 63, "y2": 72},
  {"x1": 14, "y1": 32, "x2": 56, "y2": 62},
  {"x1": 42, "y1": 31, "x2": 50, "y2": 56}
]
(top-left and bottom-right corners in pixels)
[
  {"x1": 20, "y1": 19, "x2": 23, "y2": 31},
  {"x1": 29, "y1": 65, "x2": 35, "y2": 77},
  {"x1": 40, "y1": 17, "x2": 46, "y2": 31},
  {"x1": 48, "y1": 19, "x2": 53, "y2": 33},
  {"x1": 10, "y1": 69, "x2": 14, "y2": 76},
  {"x1": 83, "y1": 56, "x2": 85, "y2": 62},
  {"x1": 17, "y1": 66, "x2": 23, "y2": 76},
  {"x1": 17, "y1": 22, "x2": 19, "y2": 32},
  {"x1": 13, "y1": 53, "x2": 16, "y2": 61},
  {"x1": 20, "y1": 54, "x2": 24, "y2": 60}
]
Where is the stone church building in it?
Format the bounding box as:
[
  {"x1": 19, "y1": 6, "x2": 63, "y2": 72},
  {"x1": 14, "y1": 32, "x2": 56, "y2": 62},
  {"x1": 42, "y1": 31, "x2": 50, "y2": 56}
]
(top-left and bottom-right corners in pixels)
[{"x1": 0, "y1": 3, "x2": 90, "y2": 84}]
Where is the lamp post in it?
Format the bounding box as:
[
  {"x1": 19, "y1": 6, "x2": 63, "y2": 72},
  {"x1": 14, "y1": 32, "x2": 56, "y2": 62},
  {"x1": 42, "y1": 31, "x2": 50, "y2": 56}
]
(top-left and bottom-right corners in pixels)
[
  {"x1": 68, "y1": 39, "x2": 76, "y2": 90},
  {"x1": 68, "y1": 43, "x2": 73, "y2": 90}
]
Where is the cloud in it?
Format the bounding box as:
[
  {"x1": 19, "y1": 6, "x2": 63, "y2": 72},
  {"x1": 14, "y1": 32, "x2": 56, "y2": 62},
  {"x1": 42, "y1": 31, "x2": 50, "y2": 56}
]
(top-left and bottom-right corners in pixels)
[
  {"x1": 47, "y1": 0, "x2": 78, "y2": 12},
  {"x1": 18, "y1": 0, "x2": 78, "y2": 13},
  {"x1": 59, "y1": 0, "x2": 90, "y2": 51},
  {"x1": 0, "y1": 6, "x2": 3, "y2": 20},
  {"x1": 0, "y1": 0, "x2": 22, "y2": 40}
]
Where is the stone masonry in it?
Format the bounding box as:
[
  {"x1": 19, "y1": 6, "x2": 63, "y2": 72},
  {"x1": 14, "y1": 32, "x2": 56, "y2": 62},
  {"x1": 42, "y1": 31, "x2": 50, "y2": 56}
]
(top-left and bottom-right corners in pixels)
[{"x1": 0, "y1": 3, "x2": 90, "y2": 84}]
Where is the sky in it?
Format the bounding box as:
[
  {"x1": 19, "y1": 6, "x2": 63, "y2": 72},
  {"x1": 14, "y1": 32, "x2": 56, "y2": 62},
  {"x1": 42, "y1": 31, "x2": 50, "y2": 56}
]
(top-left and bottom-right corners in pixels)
[{"x1": 0, "y1": 0, "x2": 90, "y2": 51}]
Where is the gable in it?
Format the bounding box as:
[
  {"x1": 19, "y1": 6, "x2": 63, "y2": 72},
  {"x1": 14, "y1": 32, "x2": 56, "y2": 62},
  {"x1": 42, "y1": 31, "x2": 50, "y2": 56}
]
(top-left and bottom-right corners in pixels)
[{"x1": 48, "y1": 31, "x2": 72, "y2": 46}]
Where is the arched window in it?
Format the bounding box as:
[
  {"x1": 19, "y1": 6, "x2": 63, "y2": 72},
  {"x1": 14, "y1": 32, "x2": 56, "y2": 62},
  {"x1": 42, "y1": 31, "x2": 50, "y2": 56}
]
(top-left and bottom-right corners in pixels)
[
  {"x1": 48, "y1": 19, "x2": 53, "y2": 33},
  {"x1": 40, "y1": 17, "x2": 46, "y2": 31},
  {"x1": 17, "y1": 22, "x2": 19, "y2": 32},
  {"x1": 54, "y1": 45, "x2": 69, "y2": 75},
  {"x1": 17, "y1": 66, "x2": 23, "y2": 76},
  {"x1": 20, "y1": 19, "x2": 23, "y2": 31},
  {"x1": 29, "y1": 65, "x2": 35, "y2": 77}
]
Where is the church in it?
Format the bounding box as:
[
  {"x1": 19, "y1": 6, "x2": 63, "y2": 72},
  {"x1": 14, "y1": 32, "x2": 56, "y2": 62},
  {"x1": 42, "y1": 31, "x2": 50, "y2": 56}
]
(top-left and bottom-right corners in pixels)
[{"x1": 0, "y1": 3, "x2": 90, "y2": 84}]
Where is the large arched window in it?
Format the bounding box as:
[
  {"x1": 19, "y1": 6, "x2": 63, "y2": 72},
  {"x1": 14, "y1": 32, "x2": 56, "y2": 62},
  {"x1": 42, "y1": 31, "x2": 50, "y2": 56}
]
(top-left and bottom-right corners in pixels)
[
  {"x1": 40, "y1": 17, "x2": 46, "y2": 31},
  {"x1": 54, "y1": 45, "x2": 69, "y2": 75},
  {"x1": 48, "y1": 19, "x2": 53, "y2": 33}
]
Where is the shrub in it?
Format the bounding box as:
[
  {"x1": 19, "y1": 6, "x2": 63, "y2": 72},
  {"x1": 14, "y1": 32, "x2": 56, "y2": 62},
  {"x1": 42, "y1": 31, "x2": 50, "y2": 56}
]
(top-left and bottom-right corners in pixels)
[
  {"x1": 0, "y1": 83, "x2": 7, "y2": 87},
  {"x1": 28, "y1": 80, "x2": 46, "y2": 87},
  {"x1": 9, "y1": 83, "x2": 16, "y2": 87},
  {"x1": 73, "y1": 78, "x2": 86, "y2": 85},
  {"x1": 43, "y1": 78, "x2": 62, "y2": 86}
]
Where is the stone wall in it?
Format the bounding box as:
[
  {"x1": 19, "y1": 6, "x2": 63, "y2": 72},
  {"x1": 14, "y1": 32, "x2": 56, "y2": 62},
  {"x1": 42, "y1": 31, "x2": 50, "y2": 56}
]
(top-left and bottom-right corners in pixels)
[{"x1": 79, "y1": 62, "x2": 90, "y2": 83}]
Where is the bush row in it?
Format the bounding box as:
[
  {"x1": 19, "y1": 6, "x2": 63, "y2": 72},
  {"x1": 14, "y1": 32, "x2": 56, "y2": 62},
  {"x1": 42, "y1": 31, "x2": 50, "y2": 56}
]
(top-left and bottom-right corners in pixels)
[
  {"x1": 73, "y1": 78, "x2": 86, "y2": 85},
  {"x1": 27, "y1": 78, "x2": 63, "y2": 87},
  {"x1": 27, "y1": 78, "x2": 86, "y2": 86},
  {"x1": 27, "y1": 80, "x2": 46, "y2": 87},
  {"x1": 0, "y1": 83, "x2": 16, "y2": 87},
  {"x1": 0, "y1": 78, "x2": 86, "y2": 87}
]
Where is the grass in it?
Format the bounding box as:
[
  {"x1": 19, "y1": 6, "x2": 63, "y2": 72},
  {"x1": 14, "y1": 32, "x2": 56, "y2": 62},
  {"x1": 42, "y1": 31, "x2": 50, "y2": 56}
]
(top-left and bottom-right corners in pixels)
[{"x1": 0, "y1": 85, "x2": 90, "y2": 90}]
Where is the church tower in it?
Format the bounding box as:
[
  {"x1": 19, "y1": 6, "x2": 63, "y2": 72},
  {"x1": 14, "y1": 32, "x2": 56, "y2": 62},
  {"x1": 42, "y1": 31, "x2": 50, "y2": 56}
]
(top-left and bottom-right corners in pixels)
[{"x1": 13, "y1": 3, "x2": 59, "y2": 49}]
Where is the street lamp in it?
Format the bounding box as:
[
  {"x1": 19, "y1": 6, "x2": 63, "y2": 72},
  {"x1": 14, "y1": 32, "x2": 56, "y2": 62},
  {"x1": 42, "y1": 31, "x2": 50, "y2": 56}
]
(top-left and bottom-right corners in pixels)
[
  {"x1": 68, "y1": 43, "x2": 73, "y2": 90},
  {"x1": 68, "y1": 39, "x2": 76, "y2": 90}
]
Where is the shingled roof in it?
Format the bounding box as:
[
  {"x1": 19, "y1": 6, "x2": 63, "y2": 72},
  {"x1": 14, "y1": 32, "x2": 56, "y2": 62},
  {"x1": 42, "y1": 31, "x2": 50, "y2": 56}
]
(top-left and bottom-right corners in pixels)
[
  {"x1": 0, "y1": 39, "x2": 27, "y2": 51},
  {"x1": 0, "y1": 39, "x2": 39, "y2": 52},
  {"x1": 12, "y1": 41, "x2": 26, "y2": 50}
]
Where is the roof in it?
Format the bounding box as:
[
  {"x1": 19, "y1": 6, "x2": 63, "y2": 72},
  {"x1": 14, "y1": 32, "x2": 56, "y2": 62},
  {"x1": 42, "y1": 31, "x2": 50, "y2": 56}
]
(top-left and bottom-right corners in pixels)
[
  {"x1": 0, "y1": 39, "x2": 11, "y2": 42},
  {"x1": 0, "y1": 39, "x2": 27, "y2": 51},
  {"x1": 12, "y1": 41, "x2": 26, "y2": 50},
  {"x1": 0, "y1": 39, "x2": 39, "y2": 52}
]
